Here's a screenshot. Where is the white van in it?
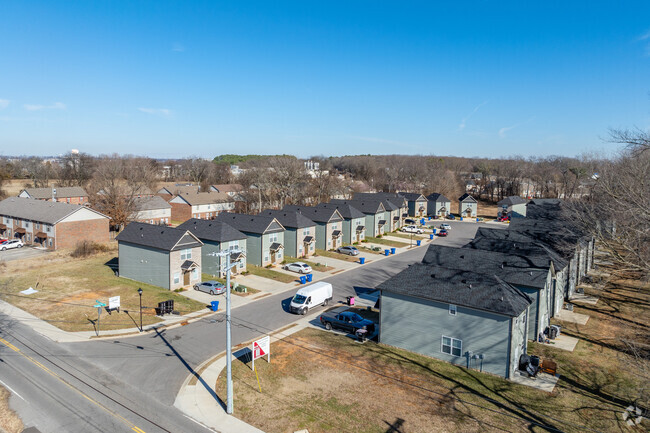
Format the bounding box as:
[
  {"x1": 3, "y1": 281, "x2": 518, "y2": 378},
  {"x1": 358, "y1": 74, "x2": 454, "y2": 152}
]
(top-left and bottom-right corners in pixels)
[{"x1": 289, "y1": 282, "x2": 333, "y2": 315}]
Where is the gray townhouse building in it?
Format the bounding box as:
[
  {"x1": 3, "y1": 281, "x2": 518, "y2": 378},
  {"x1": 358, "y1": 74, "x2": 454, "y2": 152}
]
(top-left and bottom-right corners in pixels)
[
  {"x1": 458, "y1": 193, "x2": 478, "y2": 218},
  {"x1": 353, "y1": 192, "x2": 408, "y2": 230},
  {"x1": 216, "y1": 213, "x2": 285, "y2": 267},
  {"x1": 282, "y1": 205, "x2": 344, "y2": 251},
  {"x1": 398, "y1": 192, "x2": 428, "y2": 218},
  {"x1": 177, "y1": 218, "x2": 248, "y2": 276},
  {"x1": 329, "y1": 199, "x2": 387, "y2": 237},
  {"x1": 260, "y1": 209, "x2": 317, "y2": 258},
  {"x1": 426, "y1": 193, "x2": 451, "y2": 218},
  {"x1": 497, "y1": 196, "x2": 528, "y2": 218},
  {"x1": 316, "y1": 202, "x2": 366, "y2": 244}
]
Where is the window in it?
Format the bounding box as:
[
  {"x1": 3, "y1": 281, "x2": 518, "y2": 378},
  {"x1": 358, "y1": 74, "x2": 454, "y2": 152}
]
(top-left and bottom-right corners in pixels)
[
  {"x1": 48, "y1": 238, "x2": 53, "y2": 247},
  {"x1": 45, "y1": 225, "x2": 51, "y2": 233},
  {"x1": 180, "y1": 249, "x2": 192, "y2": 260},
  {"x1": 269, "y1": 233, "x2": 278, "y2": 243},
  {"x1": 332, "y1": 224, "x2": 337, "y2": 230},
  {"x1": 173, "y1": 273, "x2": 180, "y2": 284},
  {"x1": 25, "y1": 222, "x2": 30, "y2": 228},
  {"x1": 303, "y1": 228, "x2": 309, "y2": 236},
  {"x1": 449, "y1": 304, "x2": 457, "y2": 316},
  {"x1": 191, "y1": 268, "x2": 198, "y2": 281},
  {"x1": 441, "y1": 336, "x2": 462, "y2": 357},
  {"x1": 228, "y1": 240, "x2": 238, "y2": 251}
]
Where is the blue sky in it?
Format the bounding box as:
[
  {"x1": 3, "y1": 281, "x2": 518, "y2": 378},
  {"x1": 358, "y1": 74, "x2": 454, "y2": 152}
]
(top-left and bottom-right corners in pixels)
[{"x1": 1, "y1": 1, "x2": 648, "y2": 159}]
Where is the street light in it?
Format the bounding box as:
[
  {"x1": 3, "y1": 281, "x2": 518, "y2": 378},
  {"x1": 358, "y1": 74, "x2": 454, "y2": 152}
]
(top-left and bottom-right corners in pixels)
[
  {"x1": 208, "y1": 247, "x2": 242, "y2": 415},
  {"x1": 137, "y1": 288, "x2": 143, "y2": 332}
]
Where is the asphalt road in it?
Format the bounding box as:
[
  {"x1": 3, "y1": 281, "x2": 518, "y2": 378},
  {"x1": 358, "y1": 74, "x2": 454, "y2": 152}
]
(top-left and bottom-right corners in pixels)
[
  {"x1": 0, "y1": 245, "x2": 48, "y2": 262},
  {"x1": 1, "y1": 220, "x2": 494, "y2": 432}
]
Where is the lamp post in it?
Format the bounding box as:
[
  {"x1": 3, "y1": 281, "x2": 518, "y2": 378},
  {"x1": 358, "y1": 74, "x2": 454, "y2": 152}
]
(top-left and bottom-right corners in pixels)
[
  {"x1": 208, "y1": 247, "x2": 242, "y2": 415},
  {"x1": 137, "y1": 288, "x2": 143, "y2": 332}
]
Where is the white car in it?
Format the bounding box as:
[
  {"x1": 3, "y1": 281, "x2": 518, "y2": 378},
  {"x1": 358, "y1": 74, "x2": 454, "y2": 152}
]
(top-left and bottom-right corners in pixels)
[
  {"x1": 401, "y1": 225, "x2": 424, "y2": 234},
  {"x1": 439, "y1": 223, "x2": 451, "y2": 230},
  {"x1": 283, "y1": 262, "x2": 313, "y2": 274},
  {"x1": 0, "y1": 240, "x2": 24, "y2": 251}
]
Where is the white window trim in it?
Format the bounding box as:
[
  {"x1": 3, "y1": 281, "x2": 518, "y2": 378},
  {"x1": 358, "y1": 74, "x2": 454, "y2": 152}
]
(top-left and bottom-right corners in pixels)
[
  {"x1": 449, "y1": 304, "x2": 457, "y2": 316},
  {"x1": 441, "y1": 336, "x2": 462, "y2": 357},
  {"x1": 173, "y1": 272, "x2": 180, "y2": 284}
]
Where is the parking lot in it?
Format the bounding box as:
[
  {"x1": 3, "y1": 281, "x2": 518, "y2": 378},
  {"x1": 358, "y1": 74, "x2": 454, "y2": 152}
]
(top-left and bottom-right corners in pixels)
[{"x1": 0, "y1": 245, "x2": 49, "y2": 262}]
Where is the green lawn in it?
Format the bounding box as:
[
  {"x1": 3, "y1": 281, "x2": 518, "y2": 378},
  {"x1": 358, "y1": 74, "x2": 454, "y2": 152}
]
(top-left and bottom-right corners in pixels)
[
  {"x1": 364, "y1": 236, "x2": 409, "y2": 248},
  {"x1": 389, "y1": 231, "x2": 427, "y2": 240},
  {"x1": 247, "y1": 265, "x2": 297, "y2": 283},
  {"x1": 314, "y1": 249, "x2": 361, "y2": 263},
  {"x1": 282, "y1": 257, "x2": 334, "y2": 272}
]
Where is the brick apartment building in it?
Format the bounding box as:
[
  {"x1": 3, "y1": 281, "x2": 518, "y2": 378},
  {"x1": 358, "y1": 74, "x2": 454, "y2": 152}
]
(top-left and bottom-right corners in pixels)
[
  {"x1": 19, "y1": 186, "x2": 89, "y2": 205},
  {"x1": 169, "y1": 192, "x2": 234, "y2": 223},
  {"x1": 0, "y1": 197, "x2": 110, "y2": 250}
]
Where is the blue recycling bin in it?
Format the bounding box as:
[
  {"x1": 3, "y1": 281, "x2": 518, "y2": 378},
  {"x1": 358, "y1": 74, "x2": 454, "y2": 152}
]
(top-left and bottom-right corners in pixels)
[
  {"x1": 428, "y1": 216, "x2": 431, "y2": 221},
  {"x1": 384, "y1": 249, "x2": 390, "y2": 256},
  {"x1": 460, "y1": 217, "x2": 464, "y2": 221},
  {"x1": 420, "y1": 218, "x2": 425, "y2": 225},
  {"x1": 417, "y1": 240, "x2": 422, "y2": 246},
  {"x1": 211, "y1": 301, "x2": 219, "y2": 312},
  {"x1": 476, "y1": 217, "x2": 479, "y2": 222},
  {"x1": 433, "y1": 228, "x2": 437, "y2": 234},
  {"x1": 390, "y1": 247, "x2": 396, "y2": 254},
  {"x1": 359, "y1": 257, "x2": 365, "y2": 264},
  {"x1": 429, "y1": 234, "x2": 434, "y2": 240},
  {"x1": 299, "y1": 275, "x2": 307, "y2": 284},
  {"x1": 306, "y1": 273, "x2": 313, "y2": 282}
]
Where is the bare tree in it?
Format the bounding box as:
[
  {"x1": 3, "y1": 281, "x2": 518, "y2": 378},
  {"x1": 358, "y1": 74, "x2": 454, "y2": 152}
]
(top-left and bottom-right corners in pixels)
[{"x1": 59, "y1": 152, "x2": 94, "y2": 187}]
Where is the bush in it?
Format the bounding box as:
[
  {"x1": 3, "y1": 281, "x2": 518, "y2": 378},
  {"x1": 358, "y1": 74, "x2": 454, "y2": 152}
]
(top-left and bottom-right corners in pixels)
[{"x1": 71, "y1": 241, "x2": 109, "y2": 258}]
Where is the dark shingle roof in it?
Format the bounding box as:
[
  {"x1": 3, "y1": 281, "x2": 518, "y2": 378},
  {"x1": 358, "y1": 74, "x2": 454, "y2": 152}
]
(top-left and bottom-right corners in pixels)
[
  {"x1": 422, "y1": 244, "x2": 551, "y2": 289},
  {"x1": 172, "y1": 191, "x2": 232, "y2": 205},
  {"x1": 378, "y1": 264, "x2": 531, "y2": 317},
  {"x1": 458, "y1": 193, "x2": 477, "y2": 203},
  {"x1": 329, "y1": 199, "x2": 385, "y2": 215},
  {"x1": 353, "y1": 192, "x2": 407, "y2": 208},
  {"x1": 215, "y1": 212, "x2": 284, "y2": 234},
  {"x1": 21, "y1": 186, "x2": 88, "y2": 199},
  {"x1": 316, "y1": 202, "x2": 365, "y2": 220},
  {"x1": 426, "y1": 193, "x2": 451, "y2": 203},
  {"x1": 398, "y1": 192, "x2": 427, "y2": 202},
  {"x1": 260, "y1": 209, "x2": 316, "y2": 229},
  {"x1": 497, "y1": 196, "x2": 527, "y2": 206},
  {"x1": 0, "y1": 197, "x2": 108, "y2": 225},
  {"x1": 282, "y1": 205, "x2": 343, "y2": 223},
  {"x1": 116, "y1": 222, "x2": 202, "y2": 251},
  {"x1": 133, "y1": 196, "x2": 172, "y2": 211},
  {"x1": 177, "y1": 218, "x2": 246, "y2": 242}
]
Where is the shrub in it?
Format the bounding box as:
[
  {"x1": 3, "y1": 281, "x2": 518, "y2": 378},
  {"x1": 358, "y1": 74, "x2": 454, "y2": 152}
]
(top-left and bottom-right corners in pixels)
[{"x1": 71, "y1": 241, "x2": 109, "y2": 258}]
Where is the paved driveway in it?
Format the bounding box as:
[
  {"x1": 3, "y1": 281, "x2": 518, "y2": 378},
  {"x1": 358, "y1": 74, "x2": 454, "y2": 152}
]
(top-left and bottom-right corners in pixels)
[{"x1": 0, "y1": 246, "x2": 49, "y2": 262}]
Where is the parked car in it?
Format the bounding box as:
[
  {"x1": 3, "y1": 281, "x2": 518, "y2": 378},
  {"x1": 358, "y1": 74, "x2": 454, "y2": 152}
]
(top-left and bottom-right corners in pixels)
[
  {"x1": 0, "y1": 239, "x2": 8, "y2": 245},
  {"x1": 0, "y1": 240, "x2": 23, "y2": 251},
  {"x1": 498, "y1": 215, "x2": 510, "y2": 222},
  {"x1": 437, "y1": 229, "x2": 448, "y2": 237},
  {"x1": 404, "y1": 218, "x2": 416, "y2": 224},
  {"x1": 319, "y1": 311, "x2": 375, "y2": 334},
  {"x1": 401, "y1": 225, "x2": 424, "y2": 234},
  {"x1": 283, "y1": 261, "x2": 312, "y2": 274},
  {"x1": 193, "y1": 280, "x2": 227, "y2": 295},
  {"x1": 439, "y1": 223, "x2": 451, "y2": 230},
  {"x1": 447, "y1": 214, "x2": 456, "y2": 220},
  {"x1": 337, "y1": 245, "x2": 359, "y2": 256},
  {"x1": 290, "y1": 282, "x2": 333, "y2": 314}
]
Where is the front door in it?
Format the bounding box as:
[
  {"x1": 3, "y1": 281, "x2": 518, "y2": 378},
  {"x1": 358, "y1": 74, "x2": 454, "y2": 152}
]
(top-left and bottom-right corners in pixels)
[
  {"x1": 270, "y1": 251, "x2": 276, "y2": 264},
  {"x1": 183, "y1": 271, "x2": 190, "y2": 286}
]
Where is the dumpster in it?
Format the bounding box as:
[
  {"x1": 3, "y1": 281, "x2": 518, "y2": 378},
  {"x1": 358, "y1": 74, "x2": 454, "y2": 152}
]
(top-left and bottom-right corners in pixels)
[
  {"x1": 384, "y1": 249, "x2": 390, "y2": 256},
  {"x1": 390, "y1": 247, "x2": 396, "y2": 254},
  {"x1": 416, "y1": 240, "x2": 421, "y2": 246},
  {"x1": 347, "y1": 296, "x2": 355, "y2": 306},
  {"x1": 299, "y1": 275, "x2": 307, "y2": 284},
  {"x1": 306, "y1": 273, "x2": 313, "y2": 282},
  {"x1": 429, "y1": 234, "x2": 434, "y2": 240},
  {"x1": 211, "y1": 301, "x2": 219, "y2": 312},
  {"x1": 359, "y1": 257, "x2": 366, "y2": 264}
]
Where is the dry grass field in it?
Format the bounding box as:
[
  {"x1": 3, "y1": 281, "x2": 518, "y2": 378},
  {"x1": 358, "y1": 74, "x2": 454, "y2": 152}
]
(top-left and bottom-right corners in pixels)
[{"x1": 0, "y1": 386, "x2": 23, "y2": 433}]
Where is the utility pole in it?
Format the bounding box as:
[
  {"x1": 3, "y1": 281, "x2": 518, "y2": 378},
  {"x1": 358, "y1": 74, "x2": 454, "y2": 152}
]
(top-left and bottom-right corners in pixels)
[{"x1": 208, "y1": 248, "x2": 242, "y2": 415}]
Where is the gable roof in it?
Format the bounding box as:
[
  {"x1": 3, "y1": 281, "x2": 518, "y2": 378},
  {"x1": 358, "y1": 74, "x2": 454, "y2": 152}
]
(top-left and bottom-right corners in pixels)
[
  {"x1": 422, "y1": 244, "x2": 551, "y2": 289},
  {"x1": 210, "y1": 184, "x2": 244, "y2": 193},
  {"x1": 176, "y1": 218, "x2": 247, "y2": 242},
  {"x1": 215, "y1": 212, "x2": 285, "y2": 234},
  {"x1": 157, "y1": 185, "x2": 201, "y2": 196},
  {"x1": 353, "y1": 192, "x2": 407, "y2": 209},
  {"x1": 0, "y1": 197, "x2": 108, "y2": 225},
  {"x1": 133, "y1": 195, "x2": 172, "y2": 211},
  {"x1": 378, "y1": 263, "x2": 531, "y2": 317},
  {"x1": 316, "y1": 202, "x2": 365, "y2": 219},
  {"x1": 458, "y1": 193, "x2": 477, "y2": 203},
  {"x1": 398, "y1": 192, "x2": 427, "y2": 202},
  {"x1": 329, "y1": 199, "x2": 386, "y2": 215},
  {"x1": 172, "y1": 191, "x2": 232, "y2": 206},
  {"x1": 426, "y1": 193, "x2": 451, "y2": 203},
  {"x1": 282, "y1": 205, "x2": 343, "y2": 223},
  {"x1": 21, "y1": 186, "x2": 88, "y2": 199},
  {"x1": 261, "y1": 209, "x2": 316, "y2": 229},
  {"x1": 497, "y1": 196, "x2": 527, "y2": 206},
  {"x1": 116, "y1": 222, "x2": 203, "y2": 251}
]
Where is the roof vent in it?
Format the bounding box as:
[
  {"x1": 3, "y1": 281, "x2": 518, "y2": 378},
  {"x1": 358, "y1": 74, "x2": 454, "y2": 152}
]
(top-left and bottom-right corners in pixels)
[
  {"x1": 461, "y1": 279, "x2": 467, "y2": 284},
  {"x1": 500, "y1": 296, "x2": 504, "y2": 301},
  {"x1": 430, "y1": 274, "x2": 435, "y2": 278},
  {"x1": 468, "y1": 284, "x2": 472, "y2": 289},
  {"x1": 529, "y1": 271, "x2": 533, "y2": 276},
  {"x1": 460, "y1": 255, "x2": 464, "y2": 259}
]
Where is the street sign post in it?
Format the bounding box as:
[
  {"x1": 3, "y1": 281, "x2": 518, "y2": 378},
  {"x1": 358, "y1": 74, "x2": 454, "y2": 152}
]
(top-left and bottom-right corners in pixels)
[
  {"x1": 93, "y1": 300, "x2": 107, "y2": 336},
  {"x1": 108, "y1": 296, "x2": 120, "y2": 312}
]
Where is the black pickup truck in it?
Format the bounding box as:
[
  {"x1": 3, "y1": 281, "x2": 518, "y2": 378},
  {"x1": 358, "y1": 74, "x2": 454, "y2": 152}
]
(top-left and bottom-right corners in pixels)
[{"x1": 319, "y1": 311, "x2": 375, "y2": 334}]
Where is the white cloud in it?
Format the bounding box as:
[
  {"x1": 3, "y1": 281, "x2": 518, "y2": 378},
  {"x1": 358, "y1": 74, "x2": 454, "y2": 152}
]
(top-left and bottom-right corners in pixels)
[
  {"x1": 138, "y1": 107, "x2": 172, "y2": 117},
  {"x1": 23, "y1": 102, "x2": 66, "y2": 111},
  {"x1": 172, "y1": 42, "x2": 185, "y2": 52},
  {"x1": 638, "y1": 30, "x2": 650, "y2": 41},
  {"x1": 458, "y1": 101, "x2": 487, "y2": 131},
  {"x1": 498, "y1": 116, "x2": 535, "y2": 138},
  {"x1": 0, "y1": 99, "x2": 9, "y2": 109}
]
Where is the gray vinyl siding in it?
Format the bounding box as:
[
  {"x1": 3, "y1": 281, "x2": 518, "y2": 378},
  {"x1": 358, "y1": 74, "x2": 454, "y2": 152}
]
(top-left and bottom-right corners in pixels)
[
  {"x1": 284, "y1": 228, "x2": 298, "y2": 257},
  {"x1": 314, "y1": 223, "x2": 326, "y2": 250},
  {"x1": 261, "y1": 230, "x2": 284, "y2": 266},
  {"x1": 551, "y1": 269, "x2": 566, "y2": 317},
  {"x1": 407, "y1": 200, "x2": 427, "y2": 218},
  {"x1": 509, "y1": 308, "x2": 529, "y2": 378},
  {"x1": 568, "y1": 255, "x2": 577, "y2": 299},
  {"x1": 459, "y1": 201, "x2": 478, "y2": 218},
  {"x1": 510, "y1": 203, "x2": 527, "y2": 218},
  {"x1": 341, "y1": 219, "x2": 352, "y2": 244},
  {"x1": 380, "y1": 292, "x2": 513, "y2": 378},
  {"x1": 118, "y1": 242, "x2": 170, "y2": 290},
  {"x1": 428, "y1": 201, "x2": 451, "y2": 217},
  {"x1": 245, "y1": 233, "x2": 263, "y2": 266},
  {"x1": 515, "y1": 284, "x2": 549, "y2": 340},
  {"x1": 364, "y1": 214, "x2": 377, "y2": 237},
  {"x1": 200, "y1": 240, "x2": 222, "y2": 276}
]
